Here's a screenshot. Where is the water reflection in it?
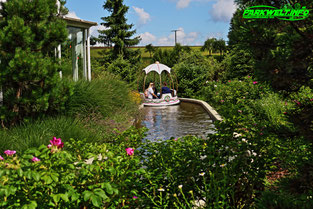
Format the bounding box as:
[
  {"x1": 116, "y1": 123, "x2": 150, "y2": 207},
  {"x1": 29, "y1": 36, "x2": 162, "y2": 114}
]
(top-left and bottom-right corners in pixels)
[{"x1": 136, "y1": 102, "x2": 215, "y2": 141}]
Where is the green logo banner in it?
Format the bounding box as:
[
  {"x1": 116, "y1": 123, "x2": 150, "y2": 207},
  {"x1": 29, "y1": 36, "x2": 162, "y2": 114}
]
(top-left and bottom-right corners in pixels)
[{"x1": 243, "y1": 4, "x2": 310, "y2": 21}]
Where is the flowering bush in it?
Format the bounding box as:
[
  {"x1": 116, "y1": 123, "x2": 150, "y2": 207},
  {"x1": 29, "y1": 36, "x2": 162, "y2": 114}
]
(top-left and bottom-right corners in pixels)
[{"x1": 0, "y1": 134, "x2": 144, "y2": 208}]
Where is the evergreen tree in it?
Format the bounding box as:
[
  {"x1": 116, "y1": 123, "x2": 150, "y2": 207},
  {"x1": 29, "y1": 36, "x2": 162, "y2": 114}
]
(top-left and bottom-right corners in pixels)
[
  {"x1": 228, "y1": 0, "x2": 313, "y2": 91},
  {"x1": 0, "y1": 0, "x2": 70, "y2": 126},
  {"x1": 98, "y1": 0, "x2": 140, "y2": 60}
]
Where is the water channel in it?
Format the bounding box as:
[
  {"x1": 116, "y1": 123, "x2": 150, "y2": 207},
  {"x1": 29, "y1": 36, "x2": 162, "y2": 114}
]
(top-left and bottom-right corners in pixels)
[{"x1": 135, "y1": 102, "x2": 216, "y2": 141}]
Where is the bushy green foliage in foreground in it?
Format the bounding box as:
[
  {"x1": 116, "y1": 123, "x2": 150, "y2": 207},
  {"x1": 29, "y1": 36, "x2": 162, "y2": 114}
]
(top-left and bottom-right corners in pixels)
[
  {"x1": 0, "y1": 127, "x2": 290, "y2": 208},
  {"x1": 0, "y1": 128, "x2": 146, "y2": 208},
  {"x1": 199, "y1": 76, "x2": 313, "y2": 207}
]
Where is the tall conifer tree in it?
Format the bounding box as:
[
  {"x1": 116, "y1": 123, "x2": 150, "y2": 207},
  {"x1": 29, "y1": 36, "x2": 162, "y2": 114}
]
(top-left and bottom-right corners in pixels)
[
  {"x1": 0, "y1": 0, "x2": 69, "y2": 126},
  {"x1": 98, "y1": 0, "x2": 140, "y2": 60}
]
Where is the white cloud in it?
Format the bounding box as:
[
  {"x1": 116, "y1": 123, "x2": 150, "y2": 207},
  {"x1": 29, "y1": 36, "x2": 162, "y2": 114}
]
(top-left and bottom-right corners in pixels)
[
  {"x1": 139, "y1": 32, "x2": 157, "y2": 45},
  {"x1": 157, "y1": 37, "x2": 173, "y2": 46},
  {"x1": 90, "y1": 25, "x2": 107, "y2": 37},
  {"x1": 65, "y1": 11, "x2": 80, "y2": 19},
  {"x1": 156, "y1": 27, "x2": 200, "y2": 46},
  {"x1": 132, "y1": 6, "x2": 151, "y2": 25},
  {"x1": 170, "y1": 0, "x2": 211, "y2": 9},
  {"x1": 177, "y1": 0, "x2": 192, "y2": 9},
  {"x1": 211, "y1": 0, "x2": 237, "y2": 22}
]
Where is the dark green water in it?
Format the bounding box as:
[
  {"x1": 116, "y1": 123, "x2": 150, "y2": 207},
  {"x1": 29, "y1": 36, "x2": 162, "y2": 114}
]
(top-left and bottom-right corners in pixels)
[{"x1": 136, "y1": 102, "x2": 215, "y2": 141}]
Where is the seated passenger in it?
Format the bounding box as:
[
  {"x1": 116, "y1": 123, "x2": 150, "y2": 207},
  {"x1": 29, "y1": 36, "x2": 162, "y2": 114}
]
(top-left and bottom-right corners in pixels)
[
  {"x1": 147, "y1": 83, "x2": 157, "y2": 99},
  {"x1": 161, "y1": 82, "x2": 171, "y2": 95}
]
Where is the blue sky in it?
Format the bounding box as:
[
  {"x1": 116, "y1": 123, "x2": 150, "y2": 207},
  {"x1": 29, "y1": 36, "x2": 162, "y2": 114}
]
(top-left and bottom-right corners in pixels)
[{"x1": 65, "y1": 0, "x2": 236, "y2": 46}]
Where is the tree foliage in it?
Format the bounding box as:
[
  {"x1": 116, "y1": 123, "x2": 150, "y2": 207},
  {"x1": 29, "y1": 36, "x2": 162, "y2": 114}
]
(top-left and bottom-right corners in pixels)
[
  {"x1": 173, "y1": 51, "x2": 220, "y2": 97},
  {"x1": 201, "y1": 38, "x2": 216, "y2": 55},
  {"x1": 202, "y1": 38, "x2": 226, "y2": 55},
  {"x1": 145, "y1": 44, "x2": 156, "y2": 58},
  {"x1": 152, "y1": 44, "x2": 191, "y2": 67},
  {"x1": 98, "y1": 0, "x2": 140, "y2": 60},
  {"x1": 228, "y1": 0, "x2": 313, "y2": 91},
  {"x1": 0, "y1": 0, "x2": 71, "y2": 127}
]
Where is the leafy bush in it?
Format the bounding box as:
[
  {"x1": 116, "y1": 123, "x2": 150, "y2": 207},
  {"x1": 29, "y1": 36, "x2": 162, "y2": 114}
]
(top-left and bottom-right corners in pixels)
[
  {"x1": 106, "y1": 56, "x2": 139, "y2": 84},
  {"x1": 139, "y1": 136, "x2": 236, "y2": 208},
  {"x1": 173, "y1": 51, "x2": 220, "y2": 98},
  {"x1": 256, "y1": 190, "x2": 313, "y2": 209},
  {"x1": 288, "y1": 86, "x2": 313, "y2": 141},
  {"x1": 0, "y1": 129, "x2": 146, "y2": 208},
  {"x1": 221, "y1": 47, "x2": 254, "y2": 80}
]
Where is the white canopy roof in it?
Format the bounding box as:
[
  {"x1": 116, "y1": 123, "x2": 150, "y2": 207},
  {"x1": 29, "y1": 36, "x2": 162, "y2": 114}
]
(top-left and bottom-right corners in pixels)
[{"x1": 143, "y1": 61, "x2": 171, "y2": 75}]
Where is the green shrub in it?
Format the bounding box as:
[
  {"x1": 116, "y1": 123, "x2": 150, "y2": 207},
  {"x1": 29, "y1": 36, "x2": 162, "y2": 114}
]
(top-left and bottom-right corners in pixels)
[
  {"x1": 138, "y1": 136, "x2": 236, "y2": 208},
  {"x1": 0, "y1": 135, "x2": 144, "y2": 208},
  {"x1": 256, "y1": 190, "x2": 313, "y2": 209},
  {"x1": 251, "y1": 93, "x2": 294, "y2": 132},
  {"x1": 66, "y1": 72, "x2": 137, "y2": 119},
  {"x1": 221, "y1": 47, "x2": 254, "y2": 80},
  {"x1": 106, "y1": 56, "x2": 139, "y2": 84},
  {"x1": 173, "y1": 51, "x2": 220, "y2": 98},
  {"x1": 288, "y1": 86, "x2": 313, "y2": 141}
]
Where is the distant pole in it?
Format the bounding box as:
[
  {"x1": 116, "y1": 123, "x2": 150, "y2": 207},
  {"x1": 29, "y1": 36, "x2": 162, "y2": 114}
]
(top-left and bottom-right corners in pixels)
[{"x1": 171, "y1": 29, "x2": 180, "y2": 45}]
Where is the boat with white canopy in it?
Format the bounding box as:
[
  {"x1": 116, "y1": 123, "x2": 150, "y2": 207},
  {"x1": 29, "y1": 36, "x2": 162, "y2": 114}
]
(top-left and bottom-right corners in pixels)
[{"x1": 140, "y1": 62, "x2": 180, "y2": 107}]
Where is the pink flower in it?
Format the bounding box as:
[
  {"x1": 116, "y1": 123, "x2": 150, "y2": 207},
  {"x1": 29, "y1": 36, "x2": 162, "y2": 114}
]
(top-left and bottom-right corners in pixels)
[
  {"x1": 4, "y1": 150, "x2": 16, "y2": 156},
  {"x1": 50, "y1": 137, "x2": 62, "y2": 146},
  {"x1": 49, "y1": 137, "x2": 64, "y2": 149},
  {"x1": 260, "y1": 132, "x2": 263, "y2": 135},
  {"x1": 0, "y1": 155, "x2": 3, "y2": 160},
  {"x1": 238, "y1": 110, "x2": 242, "y2": 113},
  {"x1": 47, "y1": 144, "x2": 52, "y2": 148},
  {"x1": 174, "y1": 138, "x2": 178, "y2": 141},
  {"x1": 228, "y1": 80, "x2": 231, "y2": 83},
  {"x1": 253, "y1": 81, "x2": 258, "y2": 84},
  {"x1": 133, "y1": 196, "x2": 138, "y2": 199},
  {"x1": 220, "y1": 100, "x2": 225, "y2": 103},
  {"x1": 248, "y1": 75, "x2": 251, "y2": 78},
  {"x1": 126, "y1": 148, "x2": 134, "y2": 156},
  {"x1": 58, "y1": 142, "x2": 64, "y2": 149},
  {"x1": 32, "y1": 157, "x2": 40, "y2": 162}
]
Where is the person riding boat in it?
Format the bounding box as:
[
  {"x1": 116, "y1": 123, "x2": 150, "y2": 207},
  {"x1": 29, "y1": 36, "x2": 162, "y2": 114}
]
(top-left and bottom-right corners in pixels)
[
  {"x1": 161, "y1": 82, "x2": 172, "y2": 97},
  {"x1": 146, "y1": 83, "x2": 158, "y2": 99}
]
